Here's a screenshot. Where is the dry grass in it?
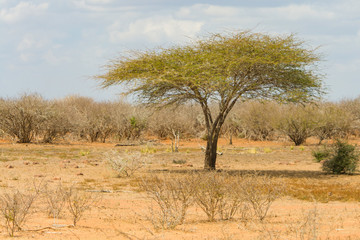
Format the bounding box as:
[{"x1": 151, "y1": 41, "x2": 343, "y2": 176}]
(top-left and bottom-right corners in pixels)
[
  {"x1": 1, "y1": 139, "x2": 360, "y2": 239},
  {"x1": 284, "y1": 178, "x2": 360, "y2": 202}
]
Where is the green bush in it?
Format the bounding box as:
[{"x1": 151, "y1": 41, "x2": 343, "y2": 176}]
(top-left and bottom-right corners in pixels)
[
  {"x1": 312, "y1": 147, "x2": 331, "y2": 162},
  {"x1": 321, "y1": 140, "x2": 359, "y2": 174}
]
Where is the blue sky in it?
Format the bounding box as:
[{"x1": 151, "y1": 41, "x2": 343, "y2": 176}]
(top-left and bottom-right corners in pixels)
[{"x1": 1, "y1": 0, "x2": 359, "y2": 101}]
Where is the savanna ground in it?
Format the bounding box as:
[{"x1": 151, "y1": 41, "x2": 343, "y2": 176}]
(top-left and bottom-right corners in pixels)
[{"x1": 1, "y1": 137, "x2": 360, "y2": 239}]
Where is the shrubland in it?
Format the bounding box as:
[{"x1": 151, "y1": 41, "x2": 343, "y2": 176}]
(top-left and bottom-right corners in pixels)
[{"x1": 0, "y1": 93, "x2": 359, "y2": 145}]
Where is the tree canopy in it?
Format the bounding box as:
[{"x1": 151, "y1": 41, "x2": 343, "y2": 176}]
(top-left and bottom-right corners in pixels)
[{"x1": 97, "y1": 31, "x2": 323, "y2": 170}]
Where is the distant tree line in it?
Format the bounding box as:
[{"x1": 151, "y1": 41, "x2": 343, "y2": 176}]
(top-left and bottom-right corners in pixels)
[{"x1": 0, "y1": 93, "x2": 358, "y2": 145}]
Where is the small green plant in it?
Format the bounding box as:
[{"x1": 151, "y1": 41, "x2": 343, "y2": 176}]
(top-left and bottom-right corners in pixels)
[
  {"x1": 263, "y1": 147, "x2": 272, "y2": 153},
  {"x1": 141, "y1": 145, "x2": 157, "y2": 154},
  {"x1": 312, "y1": 146, "x2": 331, "y2": 162},
  {"x1": 321, "y1": 140, "x2": 359, "y2": 174},
  {"x1": 248, "y1": 148, "x2": 257, "y2": 154},
  {"x1": 172, "y1": 159, "x2": 187, "y2": 165},
  {"x1": 79, "y1": 150, "x2": 90, "y2": 157}
]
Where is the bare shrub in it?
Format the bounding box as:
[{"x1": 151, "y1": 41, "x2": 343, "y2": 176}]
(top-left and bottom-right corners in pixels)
[
  {"x1": 313, "y1": 102, "x2": 353, "y2": 144},
  {"x1": 115, "y1": 109, "x2": 148, "y2": 141},
  {"x1": 43, "y1": 182, "x2": 66, "y2": 219},
  {"x1": 339, "y1": 97, "x2": 360, "y2": 136},
  {"x1": 0, "y1": 190, "x2": 38, "y2": 236},
  {"x1": 41, "y1": 100, "x2": 73, "y2": 143},
  {"x1": 62, "y1": 96, "x2": 119, "y2": 142},
  {"x1": 218, "y1": 180, "x2": 247, "y2": 221},
  {"x1": 139, "y1": 174, "x2": 195, "y2": 229},
  {"x1": 221, "y1": 112, "x2": 242, "y2": 145},
  {"x1": 148, "y1": 105, "x2": 198, "y2": 140},
  {"x1": 82, "y1": 102, "x2": 117, "y2": 142},
  {"x1": 277, "y1": 105, "x2": 316, "y2": 146},
  {"x1": 193, "y1": 172, "x2": 247, "y2": 221},
  {"x1": 289, "y1": 206, "x2": 319, "y2": 240},
  {"x1": 255, "y1": 205, "x2": 320, "y2": 240},
  {"x1": 106, "y1": 150, "x2": 145, "y2": 177},
  {"x1": 0, "y1": 93, "x2": 48, "y2": 143},
  {"x1": 65, "y1": 186, "x2": 98, "y2": 227},
  {"x1": 236, "y1": 101, "x2": 280, "y2": 141},
  {"x1": 240, "y1": 174, "x2": 283, "y2": 221}
]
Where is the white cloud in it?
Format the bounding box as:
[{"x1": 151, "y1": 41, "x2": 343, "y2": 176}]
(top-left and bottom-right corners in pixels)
[
  {"x1": 0, "y1": 2, "x2": 48, "y2": 23},
  {"x1": 177, "y1": 4, "x2": 239, "y2": 18},
  {"x1": 264, "y1": 4, "x2": 335, "y2": 21},
  {"x1": 16, "y1": 34, "x2": 67, "y2": 64},
  {"x1": 85, "y1": 0, "x2": 113, "y2": 4},
  {"x1": 17, "y1": 35, "x2": 46, "y2": 51},
  {"x1": 177, "y1": 3, "x2": 336, "y2": 29},
  {"x1": 43, "y1": 50, "x2": 60, "y2": 65},
  {"x1": 19, "y1": 53, "x2": 31, "y2": 62},
  {"x1": 109, "y1": 16, "x2": 204, "y2": 44},
  {"x1": 73, "y1": 0, "x2": 132, "y2": 11},
  {"x1": 203, "y1": 5, "x2": 239, "y2": 17}
]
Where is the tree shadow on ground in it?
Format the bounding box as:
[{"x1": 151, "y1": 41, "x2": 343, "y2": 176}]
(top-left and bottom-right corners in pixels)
[{"x1": 151, "y1": 168, "x2": 359, "y2": 179}]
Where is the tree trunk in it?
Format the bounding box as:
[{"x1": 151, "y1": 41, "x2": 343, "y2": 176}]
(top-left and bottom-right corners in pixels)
[{"x1": 204, "y1": 128, "x2": 221, "y2": 170}]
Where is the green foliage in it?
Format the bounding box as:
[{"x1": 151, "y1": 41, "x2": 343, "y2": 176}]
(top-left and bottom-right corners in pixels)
[
  {"x1": 312, "y1": 146, "x2": 331, "y2": 162},
  {"x1": 130, "y1": 116, "x2": 137, "y2": 128},
  {"x1": 98, "y1": 31, "x2": 322, "y2": 105},
  {"x1": 321, "y1": 140, "x2": 359, "y2": 174}
]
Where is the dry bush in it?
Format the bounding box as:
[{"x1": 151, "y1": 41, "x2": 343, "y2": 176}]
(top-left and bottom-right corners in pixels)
[
  {"x1": 113, "y1": 104, "x2": 148, "y2": 141},
  {"x1": 41, "y1": 100, "x2": 73, "y2": 143},
  {"x1": 106, "y1": 150, "x2": 146, "y2": 177},
  {"x1": 240, "y1": 174, "x2": 283, "y2": 221},
  {"x1": 277, "y1": 105, "x2": 316, "y2": 146},
  {"x1": 62, "y1": 96, "x2": 120, "y2": 142},
  {"x1": 81, "y1": 102, "x2": 117, "y2": 142},
  {"x1": 221, "y1": 111, "x2": 242, "y2": 145},
  {"x1": 193, "y1": 172, "x2": 247, "y2": 221},
  {"x1": 60, "y1": 95, "x2": 91, "y2": 141},
  {"x1": 339, "y1": 97, "x2": 360, "y2": 136},
  {"x1": 288, "y1": 206, "x2": 319, "y2": 240},
  {"x1": 0, "y1": 93, "x2": 48, "y2": 143},
  {"x1": 313, "y1": 102, "x2": 353, "y2": 144},
  {"x1": 139, "y1": 172, "x2": 281, "y2": 226},
  {"x1": 0, "y1": 190, "x2": 39, "y2": 237},
  {"x1": 61, "y1": 96, "x2": 147, "y2": 142},
  {"x1": 147, "y1": 105, "x2": 198, "y2": 139},
  {"x1": 254, "y1": 205, "x2": 320, "y2": 240},
  {"x1": 43, "y1": 182, "x2": 66, "y2": 219},
  {"x1": 139, "y1": 174, "x2": 196, "y2": 229},
  {"x1": 193, "y1": 172, "x2": 225, "y2": 221},
  {"x1": 65, "y1": 186, "x2": 99, "y2": 227},
  {"x1": 235, "y1": 101, "x2": 280, "y2": 141}
]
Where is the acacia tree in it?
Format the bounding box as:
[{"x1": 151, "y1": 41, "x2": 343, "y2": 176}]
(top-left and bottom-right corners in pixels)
[{"x1": 97, "y1": 31, "x2": 323, "y2": 170}]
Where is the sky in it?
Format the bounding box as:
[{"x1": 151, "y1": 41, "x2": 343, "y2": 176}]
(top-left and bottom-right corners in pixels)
[{"x1": 0, "y1": 0, "x2": 359, "y2": 102}]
